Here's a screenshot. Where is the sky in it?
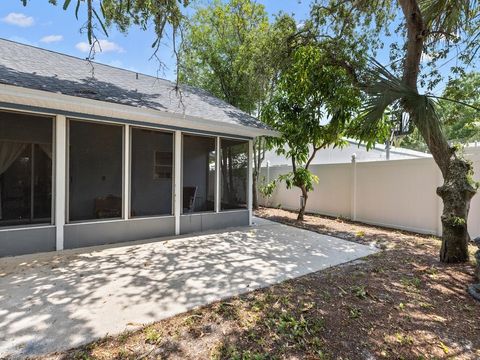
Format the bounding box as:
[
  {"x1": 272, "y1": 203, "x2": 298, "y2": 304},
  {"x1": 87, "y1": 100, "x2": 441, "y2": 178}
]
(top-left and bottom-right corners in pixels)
[
  {"x1": 0, "y1": 1, "x2": 475, "y2": 95},
  {"x1": 0, "y1": 0, "x2": 311, "y2": 81}
]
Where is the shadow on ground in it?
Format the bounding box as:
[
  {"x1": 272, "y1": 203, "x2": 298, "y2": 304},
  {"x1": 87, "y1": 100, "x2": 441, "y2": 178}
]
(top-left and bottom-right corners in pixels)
[{"x1": 0, "y1": 218, "x2": 375, "y2": 358}]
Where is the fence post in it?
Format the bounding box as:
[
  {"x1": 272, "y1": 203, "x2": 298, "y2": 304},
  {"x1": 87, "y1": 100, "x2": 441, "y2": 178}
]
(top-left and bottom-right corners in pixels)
[{"x1": 351, "y1": 154, "x2": 357, "y2": 221}]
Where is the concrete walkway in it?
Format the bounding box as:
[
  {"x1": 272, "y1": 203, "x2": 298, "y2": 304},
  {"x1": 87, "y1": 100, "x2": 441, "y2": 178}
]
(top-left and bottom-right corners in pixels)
[{"x1": 0, "y1": 217, "x2": 377, "y2": 358}]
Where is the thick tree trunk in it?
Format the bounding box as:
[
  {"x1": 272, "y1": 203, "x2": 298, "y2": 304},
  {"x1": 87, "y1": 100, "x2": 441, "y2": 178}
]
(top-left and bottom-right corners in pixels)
[
  {"x1": 399, "y1": 0, "x2": 476, "y2": 263},
  {"x1": 437, "y1": 156, "x2": 476, "y2": 262},
  {"x1": 297, "y1": 186, "x2": 308, "y2": 221}
]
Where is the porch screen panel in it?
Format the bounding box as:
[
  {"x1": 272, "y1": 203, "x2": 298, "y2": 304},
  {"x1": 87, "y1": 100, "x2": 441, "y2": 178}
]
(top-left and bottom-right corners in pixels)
[
  {"x1": 182, "y1": 134, "x2": 216, "y2": 213},
  {"x1": 69, "y1": 120, "x2": 123, "y2": 221},
  {"x1": 0, "y1": 111, "x2": 52, "y2": 227},
  {"x1": 220, "y1": 138, "x2": 248, "y2": 210},
  {"x1": 131, "y1": 128, "x2": 173, "y2": 217}
]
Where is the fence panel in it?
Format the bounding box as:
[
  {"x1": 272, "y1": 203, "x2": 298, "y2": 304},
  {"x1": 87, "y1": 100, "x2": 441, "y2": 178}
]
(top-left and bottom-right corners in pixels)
[{"x1": 260, "y1": 149, "x2": 480, "y2": 238}]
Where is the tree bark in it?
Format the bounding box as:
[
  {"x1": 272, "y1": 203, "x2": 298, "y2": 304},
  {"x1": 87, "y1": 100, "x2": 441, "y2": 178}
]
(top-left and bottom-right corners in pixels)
[
  {"x1": 297, "y1": 185, "x2": 308, "y2": 221},
  {"x1": 253, "y1": 172, "x2": 259, "y2": 209},
  {"x1": 399, "y1": 0, "x2": 476, "y2": 263},
  {"x1": 252, "y1": 137, "x2": 265, "y2": 210},
  {"x1": 437, "y1": 157, "x2": 476, "y2": 262}
]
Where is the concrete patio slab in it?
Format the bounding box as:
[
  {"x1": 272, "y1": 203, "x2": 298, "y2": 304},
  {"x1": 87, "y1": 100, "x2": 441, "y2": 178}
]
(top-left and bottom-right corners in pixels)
[{"x1": 0, "y1": 217, "x2": 377, "y2": 358}]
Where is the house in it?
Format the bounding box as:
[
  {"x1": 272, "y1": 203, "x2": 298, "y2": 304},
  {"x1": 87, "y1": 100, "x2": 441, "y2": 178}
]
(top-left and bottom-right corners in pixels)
[{"x1": 0, "y1": 39, "x2": 274, "y2": 257}]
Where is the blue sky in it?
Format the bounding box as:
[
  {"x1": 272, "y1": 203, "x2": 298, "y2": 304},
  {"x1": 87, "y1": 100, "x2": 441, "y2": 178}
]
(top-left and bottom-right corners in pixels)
[
  {"x1": 0, "y1": 1, "x2": 311, "y2": 81},
  {"x1": 0, "y1": 1, "x2": 474, "y2": 94}
]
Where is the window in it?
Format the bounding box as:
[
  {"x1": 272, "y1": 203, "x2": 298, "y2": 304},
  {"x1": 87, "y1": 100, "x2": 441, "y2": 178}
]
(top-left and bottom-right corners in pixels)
[
  {"x1": 69, "y1": 120, "x2": 123, "y2": 221},
  {"x1": 153, "y1": 151, "x2": 172, "y2": 179},
  {"x1": 0, "y1": 111, "x2": 52, "y2": 227},
  {"x1": 131, "y1": 128, "x2": 173, "y2": 217},
  {"x1": 182, "y1": 134, "x2": 216, "y2": 213},
  {"x1": 220, "y1": 138, "x2": 248, "y2": 210}
]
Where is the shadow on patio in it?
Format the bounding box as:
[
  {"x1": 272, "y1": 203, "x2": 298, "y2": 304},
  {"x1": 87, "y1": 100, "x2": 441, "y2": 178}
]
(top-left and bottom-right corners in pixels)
[{"x1": 0, "y1": 218, "x2": 376, "y2": 358}]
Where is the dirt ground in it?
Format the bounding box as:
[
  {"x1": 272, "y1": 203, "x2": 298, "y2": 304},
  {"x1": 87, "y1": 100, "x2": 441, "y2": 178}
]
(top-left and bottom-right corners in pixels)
[{"x1": 37, "y1": 207, "x2": 480, "y2": 360}]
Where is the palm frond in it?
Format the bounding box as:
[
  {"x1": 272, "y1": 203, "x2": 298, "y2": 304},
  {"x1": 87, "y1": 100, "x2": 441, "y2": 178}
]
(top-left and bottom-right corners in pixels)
[
  {"x1": 420, "y1": 0, "x2": 477, "y2": 35},
  {"x1": 351, "y1": 59, "x2": 440, "y2": 146}
]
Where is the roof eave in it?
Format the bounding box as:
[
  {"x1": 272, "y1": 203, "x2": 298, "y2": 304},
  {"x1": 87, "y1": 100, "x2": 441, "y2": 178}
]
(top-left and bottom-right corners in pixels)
[{"x1": 0, "y1": 83, "x2": 277, "y2": 138}]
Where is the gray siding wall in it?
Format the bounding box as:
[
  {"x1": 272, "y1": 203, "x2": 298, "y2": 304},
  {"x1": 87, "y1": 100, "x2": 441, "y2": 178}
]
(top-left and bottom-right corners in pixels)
[
  {"x1": 180, "y1": 210, "x2": 249, "y2": 234},
  {"x1": 1, "y1": 212, "x2": 249, "y2": 257},
  {"x1": 0, "y1": 226, "x2": 56, "y2": 257},
  {"x1": 64, "y1": 216, "x2": 175, "y2": 249}
]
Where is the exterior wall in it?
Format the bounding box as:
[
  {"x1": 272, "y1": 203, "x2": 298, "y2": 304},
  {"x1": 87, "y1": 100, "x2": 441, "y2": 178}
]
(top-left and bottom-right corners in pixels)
[
  {"x1": 64, "y1": 217, "x2": 175, "y2": 249},
  {"x1": 180, "y1": 210, "x2": 249, "y2": 234},
  {"x1": 63, "y1": 211, "x2": 249, "y2": 250},
  {"x1": 0, "y1": 105, "x2": 254, "y2": 258},
  {"x1": 261, "y1": 148, "x2": 480, "y2": 238},
  {"x1": 0, "y1": 226, "x2": 56, "y2": 257}
]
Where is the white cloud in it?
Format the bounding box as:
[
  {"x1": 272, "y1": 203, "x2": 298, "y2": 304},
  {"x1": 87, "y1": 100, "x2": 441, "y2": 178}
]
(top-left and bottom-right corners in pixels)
[
  {"x1": 75, "y1": 39, "x2": 125, "y2": 54},
  {"x1": 2, "y1": 12, "x2": 34, "y2": 27},
  {"x1": 40, "y1": 34, "x2": 63, "y2": 43}
]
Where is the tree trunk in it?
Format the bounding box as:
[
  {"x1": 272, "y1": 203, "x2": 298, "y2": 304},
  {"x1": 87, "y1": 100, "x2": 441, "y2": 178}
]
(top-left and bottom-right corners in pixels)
[
  {"x1": 297, "y1": 186, "x2": 308, "y2": 221},
  {"x1": 399, "y1": 0, "x2": 476, "y2": 263},
  {"x1": 252, "y1": 137, "x2": 265, "y2": 210},
  {"x1": 437, "y1": 156, "x2": 476, "y2": 262},
  {"x1": 253, "y1": 171, "x2": 259, "y2": 210}
]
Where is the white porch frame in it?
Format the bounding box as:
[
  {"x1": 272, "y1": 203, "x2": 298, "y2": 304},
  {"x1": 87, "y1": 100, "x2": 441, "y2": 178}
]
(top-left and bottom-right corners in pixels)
[
  {"x1": 54, "y1": 114, "x2": 67, "y2": 251},
  {"x1": 215, "y1": 136, "x2": 221, "y2": 213},
  {"x1": 0, "y1": 104, "x2": 256, "y2": 254},
  {"x1": 248, "y1": 139, "x2": 254, "y2": 225},
  {"x1": 174, "y1": 130, "x2": 182, "y2": 235},
  {"x1": 123, "y1": 125, "x2": 131, "y2": 219}
]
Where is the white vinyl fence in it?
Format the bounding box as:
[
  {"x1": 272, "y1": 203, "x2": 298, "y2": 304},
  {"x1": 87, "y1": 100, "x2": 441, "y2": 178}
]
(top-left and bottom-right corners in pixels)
[{"x1": 260, "y1": 147, "x2": 480, "y2": 238}]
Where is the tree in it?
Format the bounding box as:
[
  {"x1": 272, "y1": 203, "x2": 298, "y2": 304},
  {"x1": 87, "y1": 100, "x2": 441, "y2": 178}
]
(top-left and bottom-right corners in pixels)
[
  {"x1": 179, "y1": 0, "x2": 297, "y2": 209},
  {"x1": 441, "y1": 72, "x2": 480, "y2": 144},
  {"x1": 22, "y1": 0, "x2": 188, "y2": 70},
  {"x1": 399, "y1": 72, "x2": 480, "y2": 150},
  {"x1": 311, "y1": 0, "x2": 480, "y2": 263},
  {"x1": 263, "y1": 44, "x2": 361, "y2": 220}
]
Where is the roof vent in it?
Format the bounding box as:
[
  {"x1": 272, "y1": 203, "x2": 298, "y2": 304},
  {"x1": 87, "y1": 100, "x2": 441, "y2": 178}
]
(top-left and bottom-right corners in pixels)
[{"x1": 136, "y1": 73, "x2": 139, "y2": 80}]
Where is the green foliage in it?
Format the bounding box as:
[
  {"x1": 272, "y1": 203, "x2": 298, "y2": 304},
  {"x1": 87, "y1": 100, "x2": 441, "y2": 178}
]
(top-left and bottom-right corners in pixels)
[
  {"x1": 144, "y1": 327, "x2": 161, "y2": 344},
  {"x1": 446, "y1": 216, "x2": 467, "y2": 227},
  {"x1": 441, "y1": 72, "x2": 480, "y2": 143},
  {"x1": 264, "y1": 44, "x2": 361, "y2": 163},
  {"x1": 211, "y1": 344, "x2": 270, "y2": 360},
  {"x1": 350, "y1": 59, "x2": 441, "y2": 149},
  {"x1": 348, "y1": 307, "x2": 362, "y2": 319},
  {"x1": 263, "y1": 43, "x2": 361, "y2": 208},
  {"x1": 259, "y1": 178, "x2": 277, "y2": 199},
  {"x1": 402, "y1": 72, "x2": 480, "y2": 149},
  {"x1": 278, "y1": 170, "x2": 319, "y2": 193},
  {"x1": 311, "y1": 0, "x2": 480, "y2": 148},
  {"x1": 400, "y1": 276, "x2": 422, "y2": 289},
  {"x1": 352, "y1": 285, "x2": 368, "y2": 299},
  {"x1": 24, "y1": 0, "x2": 187, "y2": 51},
  {"x1": 179, "y1": 0, "x2": 293, "y2": 114}
]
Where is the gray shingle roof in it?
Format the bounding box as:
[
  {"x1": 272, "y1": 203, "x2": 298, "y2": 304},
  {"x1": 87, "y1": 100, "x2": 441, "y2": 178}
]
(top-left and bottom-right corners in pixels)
[{"x1": 0, "y1": 38, "x2": 268, "y2": 130}]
